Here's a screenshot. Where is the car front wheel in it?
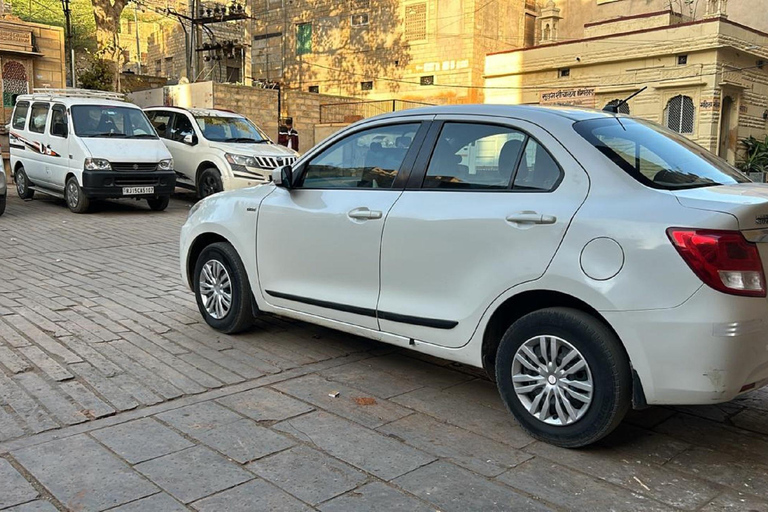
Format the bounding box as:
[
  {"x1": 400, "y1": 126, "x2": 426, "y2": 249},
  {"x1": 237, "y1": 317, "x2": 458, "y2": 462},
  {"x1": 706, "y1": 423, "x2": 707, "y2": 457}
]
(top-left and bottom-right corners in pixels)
[
  {"x1": 198, "y1": 168, "x2": 223, "y2": 199},
  {"x1": 147, "y1": 196, "x2": 170, "y2": 211},
  {"x1": 194, "y1": 242, "x2": 255, "y2": 334},
  {"x1": 15, "y1": 166, "x2": 34, "y2": 200},
  {"x1": 65, "y1": 176, "x2": 90, "y2": 213},
  {"x1": 495, "y1": 307, "x2": 631, "y2": 448}
]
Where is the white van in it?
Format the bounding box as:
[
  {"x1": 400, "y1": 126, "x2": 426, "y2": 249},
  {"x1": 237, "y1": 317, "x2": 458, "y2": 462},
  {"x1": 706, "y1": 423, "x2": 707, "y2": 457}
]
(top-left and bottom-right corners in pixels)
[
  {"x1": 144, "y1": 107, "x2": 298, "y2": 198},
  {"x1": 9, "y1": 89, "x2": 176, "y2": 213}
]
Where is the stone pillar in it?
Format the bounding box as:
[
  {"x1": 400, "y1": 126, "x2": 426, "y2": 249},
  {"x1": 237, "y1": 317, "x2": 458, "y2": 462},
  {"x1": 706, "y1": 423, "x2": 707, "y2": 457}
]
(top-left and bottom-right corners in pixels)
[{"x1": 539, "y1": 0, "x2": 561, "y2": 44}]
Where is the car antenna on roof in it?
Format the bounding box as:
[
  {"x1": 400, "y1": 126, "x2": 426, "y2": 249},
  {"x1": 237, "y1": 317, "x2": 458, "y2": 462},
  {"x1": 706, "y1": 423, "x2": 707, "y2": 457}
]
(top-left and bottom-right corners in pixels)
[{"x1": 603, "y1": 86, "x2": 648, "y2": 113}]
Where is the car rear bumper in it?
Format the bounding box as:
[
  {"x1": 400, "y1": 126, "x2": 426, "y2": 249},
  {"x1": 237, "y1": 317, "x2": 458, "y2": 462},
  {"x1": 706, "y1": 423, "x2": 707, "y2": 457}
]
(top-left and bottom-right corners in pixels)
[
  {"x1": 606, "y1": 286, "x2": 768, "y2": 405},
  {"x1": 82, "y1": 170, "x2": 176, "y2": 199}
]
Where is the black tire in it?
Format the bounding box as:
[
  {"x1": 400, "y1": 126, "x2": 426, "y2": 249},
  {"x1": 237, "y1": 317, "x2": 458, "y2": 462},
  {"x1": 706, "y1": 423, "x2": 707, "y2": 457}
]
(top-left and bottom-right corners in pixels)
[
  {"x1": 15, "y1": 166, "x2": 34, "y2": 200},
  {"x1": 65, "y1": 176, "x2": 90, "y2": 213},
  {"x1": 495, "y1": 307, "x2": 631, "y2": 448},
  {"x1": 0, "y1": 194, "x2": 5, "y2": 216},
  {"x1": 197, "y1": 167, "x2": 223, "y2": 199},
  {"x1": 147, "y1": 196, "x2": 170, "y2": 211},
  {"x1": 193, "y1": 242, "x2": 255, "y2": 334}
]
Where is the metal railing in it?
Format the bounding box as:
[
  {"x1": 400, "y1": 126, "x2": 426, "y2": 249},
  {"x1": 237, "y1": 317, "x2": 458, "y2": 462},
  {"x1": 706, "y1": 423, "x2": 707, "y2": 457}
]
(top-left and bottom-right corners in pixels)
[
  {"x1": 30, "y1": 88, "x2": 125, "y2": 101},
  {"x1": 319, "y1": 99, "x2": 434, "y2": 124}
]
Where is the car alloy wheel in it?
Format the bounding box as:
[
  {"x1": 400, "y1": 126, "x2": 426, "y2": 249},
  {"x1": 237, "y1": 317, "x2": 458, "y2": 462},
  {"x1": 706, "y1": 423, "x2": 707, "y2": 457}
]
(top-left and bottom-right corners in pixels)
[
  {"x1": 16, "y1": 172, "x2": 26, "y2": 195},
  {"x1": 199, "y1": 259, "x2": 232, "y2": 319},
  {"x1": 66, "y1": 180, "x2": 79, "y2": 210},
  {"x1": 512, "y1": 335, "x2": 593, "y2": 426}
]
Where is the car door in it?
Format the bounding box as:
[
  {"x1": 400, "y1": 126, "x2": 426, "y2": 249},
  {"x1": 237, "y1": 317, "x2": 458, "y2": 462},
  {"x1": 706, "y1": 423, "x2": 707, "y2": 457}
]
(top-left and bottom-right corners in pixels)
[
  {"x1": 25, "y1": 101, "x2": 50, "y2": 185},
  {"x1": 46, "y1": 103, "x2": 70, "y2": 190},
  {"x1": 257, "y1": 120, "x2": 429, "y2": 330},
  {"x1": 377, "y1": 116, "x2": 590, "y2": 348},
  {"x1": 166, "y1": 112, "x2": 200, "y2": 183}
]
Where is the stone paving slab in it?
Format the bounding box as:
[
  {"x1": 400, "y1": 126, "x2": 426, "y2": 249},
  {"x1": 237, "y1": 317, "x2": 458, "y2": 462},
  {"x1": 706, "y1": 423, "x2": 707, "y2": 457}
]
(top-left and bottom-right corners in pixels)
[{"x1": 3, "y1": 195, "x2": 768, "y2": 511}]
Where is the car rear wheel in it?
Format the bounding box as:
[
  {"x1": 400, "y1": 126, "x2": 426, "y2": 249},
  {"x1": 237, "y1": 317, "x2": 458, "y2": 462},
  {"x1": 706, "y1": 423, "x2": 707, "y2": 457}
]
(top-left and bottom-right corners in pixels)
[
  {"x1": 495, "y1": 307, "x2": 631, "y2": 448},
  {"x1": 147, "y1": 196, "x2": 170, "y2": 211},
  {"x1": 65, "y1": 176, "x2": 90, "y2": 213},
  {"x1": 15, "y1": 166, "x2": 34, "y2": 200},
  {"x1": 198, "y1": 168, "x2": 223, "y2": 199},
  {"x1": 194, "y1": 242, "x2": 255, "y2": 334}
]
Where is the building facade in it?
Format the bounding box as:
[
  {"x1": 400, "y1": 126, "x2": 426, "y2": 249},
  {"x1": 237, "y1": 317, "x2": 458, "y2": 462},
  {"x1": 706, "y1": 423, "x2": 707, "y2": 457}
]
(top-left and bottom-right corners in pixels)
[{"x1": 484, "y1": 5, "x2": 768, "y2": 164}]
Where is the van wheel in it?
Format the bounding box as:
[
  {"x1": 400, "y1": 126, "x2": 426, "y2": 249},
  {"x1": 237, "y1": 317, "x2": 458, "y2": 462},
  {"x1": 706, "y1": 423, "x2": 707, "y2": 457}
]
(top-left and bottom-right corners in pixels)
[
  {"x1": 147, "y1": 196, "x2": 170, "y2": 211},
  {"x1": 495, "y1": 307, "x2": 631, "y2": 448},
  {"x1": 65, "y1": 176, "x2": 90, "y2": 213},
  {"x1": 15, "y1": 167, "x2": 34, "y2": 200},
  {"x1": 193, "y1": 242, "x2": 255, "y2": 334},
  {"x1": 197, "y1": 168, "x2": 223, "y2": 199},
  {"x1": 0, "y1": 194, "x2": 5, "y2": 216}
]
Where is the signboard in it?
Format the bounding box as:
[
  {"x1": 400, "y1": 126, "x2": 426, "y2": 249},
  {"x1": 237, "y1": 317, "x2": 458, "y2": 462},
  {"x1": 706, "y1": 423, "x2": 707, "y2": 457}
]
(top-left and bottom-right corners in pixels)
[
  {"x1": 0, "y1": 29, "x2": 32, "y2": 50},
  {"x1": 540, "y1": 88, "x2": 596, "y2": 108}
]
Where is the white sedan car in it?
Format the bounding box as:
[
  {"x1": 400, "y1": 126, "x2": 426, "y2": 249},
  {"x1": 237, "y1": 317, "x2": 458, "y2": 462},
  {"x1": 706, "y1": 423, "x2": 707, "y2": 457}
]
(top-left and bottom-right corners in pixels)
[{"x1": 181, "y1": 105, "x2": 768, "y2": 447}]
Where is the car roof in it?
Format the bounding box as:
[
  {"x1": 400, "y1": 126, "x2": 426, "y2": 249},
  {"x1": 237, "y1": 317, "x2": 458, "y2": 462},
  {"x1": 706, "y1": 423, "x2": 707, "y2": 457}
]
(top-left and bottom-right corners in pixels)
[
  {"x1": 364, "y1": 104, "x2": 621, "y2": 124},
  {"x1": 144, "y1": 106, "x2": 242, "y2": 118},
  {"x1": 15, "y1": 95, "x2": 136, "y2": 109}
]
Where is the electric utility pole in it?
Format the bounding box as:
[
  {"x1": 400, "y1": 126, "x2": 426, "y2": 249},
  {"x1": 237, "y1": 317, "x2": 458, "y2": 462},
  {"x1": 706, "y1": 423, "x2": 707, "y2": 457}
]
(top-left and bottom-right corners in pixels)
[
  {"x1": 133, "y1": 1, "x2": 142, "y2": 74},
  {"x1": 60, "y1": 0, "x2": 76, "y2": 86}
]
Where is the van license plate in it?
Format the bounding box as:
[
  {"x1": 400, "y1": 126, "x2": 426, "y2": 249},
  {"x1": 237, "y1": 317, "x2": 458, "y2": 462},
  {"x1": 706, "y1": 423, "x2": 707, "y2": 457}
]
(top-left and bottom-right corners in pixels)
[{"x1": 123, "y1": 187, "x2": 154, "y2": 195}]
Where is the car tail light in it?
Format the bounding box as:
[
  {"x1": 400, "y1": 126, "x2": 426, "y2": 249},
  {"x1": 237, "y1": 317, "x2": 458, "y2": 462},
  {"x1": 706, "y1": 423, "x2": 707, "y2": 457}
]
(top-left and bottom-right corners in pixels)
[{"x1": 667, "y1": 228, "x2": 766, "y2": 297}]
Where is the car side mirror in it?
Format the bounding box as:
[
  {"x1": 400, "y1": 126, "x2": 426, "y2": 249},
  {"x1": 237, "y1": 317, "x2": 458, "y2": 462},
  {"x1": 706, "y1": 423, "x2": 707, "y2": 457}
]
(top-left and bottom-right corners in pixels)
[
  {"x1": 272, "y1": 165, "x2": 293, "y2": 189},
  {"x1": 52, "y1": 122, "x2": 67, "y2": 137},
  {"x1": 183, "y1": 133, "x2": 198, "y2": 145}
]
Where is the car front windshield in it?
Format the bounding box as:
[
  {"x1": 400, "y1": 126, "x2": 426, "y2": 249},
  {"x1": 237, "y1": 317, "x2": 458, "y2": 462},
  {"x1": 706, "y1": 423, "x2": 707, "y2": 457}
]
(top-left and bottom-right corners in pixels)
[
  {"x1": 194, "y1": 115, "x2": 269, "y2": 143},
  {"x1": 573, "y1": 117, "x2": 749, "y2": 190},
  {"x1": 71, "y1": 105, "x2": 157, "y2": 138}
]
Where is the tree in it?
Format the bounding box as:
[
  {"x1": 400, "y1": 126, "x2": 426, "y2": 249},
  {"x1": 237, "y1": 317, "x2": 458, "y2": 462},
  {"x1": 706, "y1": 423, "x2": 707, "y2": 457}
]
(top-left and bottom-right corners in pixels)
[
  {"x1": 91, "y1": 0, "x2": 129, "y2": 89},
  {"x1": 77, "y1": 56, "x2": 114, "y2": 90}
]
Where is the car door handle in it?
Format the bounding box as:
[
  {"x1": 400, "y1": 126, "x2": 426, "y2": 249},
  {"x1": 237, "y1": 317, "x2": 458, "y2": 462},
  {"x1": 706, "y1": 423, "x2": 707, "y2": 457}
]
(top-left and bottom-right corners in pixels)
[
  {"x1": 505, "y1": 212, "x2": 557, "y2": 225},
  {"x1": 348, "y1": 208, "x2": 383, "y2": 220}
]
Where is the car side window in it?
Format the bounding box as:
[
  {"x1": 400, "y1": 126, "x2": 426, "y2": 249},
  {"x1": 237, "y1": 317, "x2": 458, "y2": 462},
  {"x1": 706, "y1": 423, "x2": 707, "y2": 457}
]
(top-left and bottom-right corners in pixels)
[
  {"x1": 299, "y1": 123, "x2": 419, "y2": 189},
  {"x1": 171, "y1": 113, "x2": 194, "y2": 142},
  {"x1": 49, "y1": 104, "x2": 68, "y2": 138},
  {"x1": 148, "y1": 111, "x2": 173, "y2": 139},
  {"x1": 12, "y1": 101, "x2": 29, "y2": 130},
  {"x1": 29, "y1": 102, "x2": 50, "y2": 134},
  {"x1": 512, "y1": 139, "x2": 562, "y2": 191},
  {"x1": 423, "y1": 123, "x2": 526, "y2": 189}
]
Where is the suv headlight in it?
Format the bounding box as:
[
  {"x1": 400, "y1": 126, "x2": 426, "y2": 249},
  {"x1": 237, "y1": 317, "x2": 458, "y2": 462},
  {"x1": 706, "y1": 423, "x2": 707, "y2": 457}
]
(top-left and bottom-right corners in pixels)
[
  {"x1": 225, "y1": 153, "x2": 258, "y2": 168},
  {"x1": 158, "y1": 158, "x2": 173, "y2": 170},
  {"x1": 84, "y1": 158, "x2": 111, "y2": 171}
]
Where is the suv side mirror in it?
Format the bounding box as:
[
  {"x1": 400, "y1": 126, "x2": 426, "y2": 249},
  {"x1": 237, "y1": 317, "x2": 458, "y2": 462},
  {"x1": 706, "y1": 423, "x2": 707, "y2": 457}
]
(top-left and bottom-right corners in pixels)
[
  {"x1": 272, "y1": 165, "x2": 293, "y2": 189},
  {"x1": 52, "y1": 122, "x2": 67, "y2": 137},
  {"x1": 183, "y1": 133, "x2": 198, "y2": 145}
]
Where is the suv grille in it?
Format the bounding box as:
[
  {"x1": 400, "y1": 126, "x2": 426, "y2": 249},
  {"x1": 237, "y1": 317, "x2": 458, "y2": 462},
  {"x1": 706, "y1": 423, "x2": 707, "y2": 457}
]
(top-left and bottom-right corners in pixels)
[
  {"x1": 253, "y1": 156, "x2": 297, "y2": 170},
  {"x1": 112, "y1": 162, "x2": 157, "y2": 172}
]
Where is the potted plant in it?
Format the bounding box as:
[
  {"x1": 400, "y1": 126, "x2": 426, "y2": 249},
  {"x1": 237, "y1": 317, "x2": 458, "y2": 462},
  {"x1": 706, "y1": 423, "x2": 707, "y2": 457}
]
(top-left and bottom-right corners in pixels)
[{"x1": 739, "y1": 135, "x2": 768, "y2": 183}]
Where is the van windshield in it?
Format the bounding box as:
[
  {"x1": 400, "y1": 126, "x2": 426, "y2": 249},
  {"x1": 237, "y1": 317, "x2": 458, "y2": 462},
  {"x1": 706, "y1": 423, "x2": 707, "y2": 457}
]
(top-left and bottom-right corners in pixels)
[
  {"x1": 71, "y1": 105, "x2": 157, "y2": 139},
  {"x1": 573, "y1": 117, "x2": 749, "y2": 190},
  {"x1": 194, "y1": 115, "x2": 269, "y2": 143}
]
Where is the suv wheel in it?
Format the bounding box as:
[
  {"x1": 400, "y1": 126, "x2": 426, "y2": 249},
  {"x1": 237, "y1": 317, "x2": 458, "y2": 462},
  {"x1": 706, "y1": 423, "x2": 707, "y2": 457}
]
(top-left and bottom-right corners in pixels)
[
  {"x1": 198, "y1": 168, "x2": 223, "y2": 199},
  {"x1": 15, "y1": 166, "x2": 34, "y2": 200},
  {"x1": 495, "y1": 307, "x2": 631, "y2": 448},
  {"x1": 147, "y1": 196, "x2": 170, "y2": 211},
  {"x1": 65, "y1": 176, "x2": 90, "y2": 213},
  {"x1": 194, "y1": 242, "x2": 255, "y2": 333}
]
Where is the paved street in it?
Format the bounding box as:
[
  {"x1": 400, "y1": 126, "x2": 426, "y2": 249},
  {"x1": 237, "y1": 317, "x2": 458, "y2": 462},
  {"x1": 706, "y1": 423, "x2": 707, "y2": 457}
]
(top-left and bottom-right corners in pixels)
[{"x1": 0, "y1": 192, "x2": 767, "y2": 511}]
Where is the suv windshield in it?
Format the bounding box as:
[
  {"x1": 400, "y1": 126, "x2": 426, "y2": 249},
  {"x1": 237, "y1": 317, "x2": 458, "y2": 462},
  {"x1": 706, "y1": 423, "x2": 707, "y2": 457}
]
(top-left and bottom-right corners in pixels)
[
  {"x1": 194, "y1": 115, "x2": 269, "y2": 143},
  {"x1": 71, "y1": 105, "x2": 157, "y2": 138},
  {"x1": 573, "y1": 117, "x2": 749, "y2": 190}
]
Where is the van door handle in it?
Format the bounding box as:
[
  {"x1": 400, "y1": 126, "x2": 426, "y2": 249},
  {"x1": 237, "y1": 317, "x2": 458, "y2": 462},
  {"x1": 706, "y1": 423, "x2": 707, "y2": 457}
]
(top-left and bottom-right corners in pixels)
[
  {"x1": 348, "y1": 208, "x2": 382, "y2": 220},
  {"x1": 505, "y1": 212, "x2": 557, "y2": 225}
]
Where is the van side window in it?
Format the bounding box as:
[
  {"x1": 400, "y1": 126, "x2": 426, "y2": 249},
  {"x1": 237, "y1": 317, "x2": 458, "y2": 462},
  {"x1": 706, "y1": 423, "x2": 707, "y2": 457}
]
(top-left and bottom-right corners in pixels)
[
  {"x1": 49, "y1": 104, "x2": 68, "y2": 138},
  {"x1": 148, "y1": 111, "x2": 173, "y2": 139},
  {"x1": 29, "y1": 103, "x2": 50, "y2": 134},
  {"x1": 12, "y1": 101, "x2": 29, "y2": 130}
]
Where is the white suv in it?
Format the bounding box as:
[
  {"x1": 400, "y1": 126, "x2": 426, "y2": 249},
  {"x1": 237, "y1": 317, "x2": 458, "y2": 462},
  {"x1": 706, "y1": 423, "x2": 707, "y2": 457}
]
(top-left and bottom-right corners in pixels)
[
  {"x1": 181, "y1": 105, "x2": 768, "y2": 447},
  {"x1": 144, "y1": 107, "x2": 298, "y2": 198}
]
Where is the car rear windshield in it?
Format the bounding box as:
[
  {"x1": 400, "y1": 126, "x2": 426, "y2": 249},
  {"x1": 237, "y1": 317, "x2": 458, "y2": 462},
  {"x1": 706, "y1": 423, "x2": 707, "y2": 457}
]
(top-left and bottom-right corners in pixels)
[
  {"x1": 71, "y1": 105, "x2": 157, "y2": 138},
  {"x1": 573, "y1": 117, "x2": 749, "y2": 190},
  {"x1": 193, "y1": 115, "x2": 269, "y2": 143}
]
